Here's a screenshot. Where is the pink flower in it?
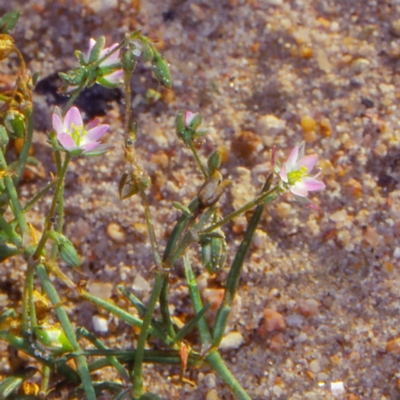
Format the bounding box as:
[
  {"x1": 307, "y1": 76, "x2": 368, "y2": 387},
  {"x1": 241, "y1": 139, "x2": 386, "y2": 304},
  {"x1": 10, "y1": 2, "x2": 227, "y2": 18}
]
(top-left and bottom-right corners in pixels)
[
  {"x1": 52, "y1": 106, "x2": 112, "y2": 156},
  {"x1": 85, "y1": 38, "x2": 123, "y2": 87},
  {"x1": 84, "y1": 38, "x2": 120, "y2": 67},
  {"x1": 184, "y1": 111, "x2": 197, "y2": 127},
  {"x1": 279, "y1": 142, "x2": 325, "y2": 200}
]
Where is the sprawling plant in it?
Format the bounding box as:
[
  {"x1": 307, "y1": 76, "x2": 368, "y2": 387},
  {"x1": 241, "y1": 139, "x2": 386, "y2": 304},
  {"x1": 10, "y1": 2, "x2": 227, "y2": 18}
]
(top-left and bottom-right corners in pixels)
[{"x1": 0, "y1": 11, "x2": 325, "y2": 399}]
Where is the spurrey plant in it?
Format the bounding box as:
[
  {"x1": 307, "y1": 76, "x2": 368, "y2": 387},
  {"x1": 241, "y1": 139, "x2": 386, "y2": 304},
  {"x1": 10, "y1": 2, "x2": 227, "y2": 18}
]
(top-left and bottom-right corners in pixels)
[{"x1": 0, "y1": 11, "x2": 325, "y2": 400}]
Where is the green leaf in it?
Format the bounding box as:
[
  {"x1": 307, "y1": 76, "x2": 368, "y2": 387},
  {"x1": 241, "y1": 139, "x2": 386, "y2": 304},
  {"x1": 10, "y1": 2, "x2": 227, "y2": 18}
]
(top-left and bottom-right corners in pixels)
[
  {"x1": 139, "y1": 393, "x2": 163, "y2": 400},
  {"x1": 0, "y1": 367, "x2": 37, "y2": 398},
  {"x1": 0, "y1": 11, "x2": 20, "y2": 34}
]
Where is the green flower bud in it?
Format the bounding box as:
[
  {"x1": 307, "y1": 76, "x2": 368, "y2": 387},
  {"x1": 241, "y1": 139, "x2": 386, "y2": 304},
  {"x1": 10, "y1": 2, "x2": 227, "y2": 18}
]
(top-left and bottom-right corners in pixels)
[
  {"x1": 33, "y1": 326, "x2": 73, "y2": 354},
  {"x1": 175, "y1": 111, "x2": 195, "y2": 146},
  {"x1": 49, "y1": 232, "x2": 80, "y2": 268},
  {"x1": 4, "y1": 110, "x2": 25, "y2": 138},
  {"x1": 142, "y1": 43, "x2": 154, "y2": 63},
  {"x1": 122, "y1": 48, "x2": 137, "y2": 72},
  {"x1": 151, "y1": 51, "x2": 171, "y2": 88},
  {"x1": 207, "y1": 150, "x2": 222, "y2": 176},
  {"x1": 200, "y1": 232, "x2": 227, "y2": 274}
]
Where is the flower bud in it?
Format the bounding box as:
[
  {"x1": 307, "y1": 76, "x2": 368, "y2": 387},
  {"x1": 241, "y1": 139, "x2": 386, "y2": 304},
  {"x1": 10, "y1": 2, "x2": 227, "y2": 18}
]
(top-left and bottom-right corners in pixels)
[
  {"x1": 175, "y1": 111, "x2": 192, "y2": 146},
  {"x1": 49, "y1": 232, "x2": 80, "y2": 268},
  {"x1": 142, "y1": 42, "x2": 154, "y2": 62},
  {"x1": 33, "y1": 326, "x2": 73, "y2": 354},
  {"x1": 151, "y1": 51, "x2": 171, "y2": 88},
  {"x1": 184, "y1": 111, "x2": 202, "y2": 130},
  {"x1": 4, "y1": 110, "x2": 25, "y2": 138},
  {"x1": 200, "y1": 232, "x2": 227, "y2": 274},
  {"x1": 122, "y1": 47, "x2": 137, "y2": 73},
  {"x1": 207, "y1": 150, "x2": 222, "y2": 176}
]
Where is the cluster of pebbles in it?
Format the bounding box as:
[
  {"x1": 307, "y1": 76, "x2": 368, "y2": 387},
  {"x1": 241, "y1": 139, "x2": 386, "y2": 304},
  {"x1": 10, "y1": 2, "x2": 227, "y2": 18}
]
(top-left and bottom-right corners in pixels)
[{"x1": 1, "y1": 0, "x2": 400, "y2": 399}]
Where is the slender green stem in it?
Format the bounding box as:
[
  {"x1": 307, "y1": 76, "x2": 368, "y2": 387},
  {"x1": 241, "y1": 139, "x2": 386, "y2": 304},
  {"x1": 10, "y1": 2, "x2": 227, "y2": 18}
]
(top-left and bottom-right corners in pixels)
[
  {"x1": 40, "y1": 364, "x2": 50, "y2": 398},
  {"x1": 118, "y1": 286, "x2": 174, "y2": 346},
  {"x1": 183, "y1": 256, "x2": 212, "y2": 346},
  {"x1": 77, "y1": 327, "x2": 130, "y2": 383},
  {"x1": 163, "y1": 198, "x2": 199, "y2": 263},
  {"x1": 202, "y1": 185, "x2": 278, "y2": 234},
  {"x1": 213, "y1": 177, "x2": 273, "y2": 346},
  {"x1": 63, "y1": 82, "x2": 87, "y2": 113},
  {"x1": 205, "y1": 350, "x2": 251, "y2": 400},
  {"x1": 0, "y1": 214, "x2": 21, "y2": 246},
  {"x1": 79, "y1": 290, "x2": 147, "y2": 332},
  {"x1": 131, "y1": 271, "x2": 166, "y2": 399},
  {"x1": 183, "y1": 256, "x2": 251, "y2": 399},
  {"x1": 22, "y1": 180, "x2": 56, "y2": 213},
  {"x1": 86, "y1": 349, "x2": 203, "y2": 371},
  {"x1": 136, "y1": 180, "x2": 176, "y2": 341},
  {"x1": 21, "y1": 262, "x2": 36, "y2": 335},
  {"x1": 33, "y1": 153, "x2": 70, "y2": 259},
  {"x1": 0, "y1": 151, "x2": 29, "y2": 236},
  {"x1": 137, "y1": 182, "x2": 163, "y2": 270},
  {"x1": 188, "y1": 140, "x2": 208, "y2": 179},
  {"x1": 36, "y1": 264, "x2": 96, "y2": 400}
]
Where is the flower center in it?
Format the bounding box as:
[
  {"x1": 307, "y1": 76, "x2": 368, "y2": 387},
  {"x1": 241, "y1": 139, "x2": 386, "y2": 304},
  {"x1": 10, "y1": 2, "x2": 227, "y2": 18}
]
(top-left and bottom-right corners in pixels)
[
  {"x1": 287, "y1": 166, "x2": 308, "y2": 185},
  {"x1": 70, "y1": 123, "x2": 87, "y2": 146}
]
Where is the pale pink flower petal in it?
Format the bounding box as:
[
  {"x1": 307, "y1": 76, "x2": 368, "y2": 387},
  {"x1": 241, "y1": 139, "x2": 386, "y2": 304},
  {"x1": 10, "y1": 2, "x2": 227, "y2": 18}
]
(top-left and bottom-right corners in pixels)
[
  {"x1": 64, "y1": 107, "x2": 83, "y2": 131},
  {"x1": 102, "y1": 69, "x2": 124, "y2": 84},
  {"x1": 52, "y1": 113, "x2": 63, "y2": 135},
  {"x1": 286, "y1": 146, "x2": 299, "y2": 171},
  {"x1": 58, "y1": 133, "x2": 77, "y2": 151},
  {"x1": 296, "y1": 154, "x2": 318, "y2": 171},
  {"x1": 86, "y1": 124, "x2": 110, "y2": 141},
  {"x1": 84, "y1": 38, "x2": 97, "y2": 62},
  {"x1": 184, "y1": 111, "x2": 196, "y2": 127},
  {"x1": 290, "y1": 182, "x2": 308, "y2": 197},
  {"x1": 302, "y1": 177, "x2": 326, "y2": 192},
  {"x1": 99, "y1": 43, "x2": 120, "y2": 67},
  {"x1": 81, "y1": 141, "x2": 100, "y2": 152},
  {"x1": 51, "y1": 106, "x2": 111, "y2": 156},
  {"x1": 279, "y1": 166, "x2": 288, "y2": 182}
]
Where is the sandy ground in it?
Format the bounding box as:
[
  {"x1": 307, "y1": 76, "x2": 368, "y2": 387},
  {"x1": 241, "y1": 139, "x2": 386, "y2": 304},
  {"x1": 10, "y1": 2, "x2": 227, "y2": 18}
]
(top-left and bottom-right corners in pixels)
[{"x1": 1, "y1": 0, "x2": 400, "y2": 399}]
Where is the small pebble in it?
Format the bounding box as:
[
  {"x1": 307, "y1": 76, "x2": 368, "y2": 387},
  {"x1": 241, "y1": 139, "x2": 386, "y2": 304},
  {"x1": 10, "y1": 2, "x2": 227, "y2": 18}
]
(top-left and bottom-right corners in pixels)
[
  {"x1": 219, "y1": 331, "x2": 244, "y2": 351},
  {"x1": 106, "y1": 222, "x2": 127, "y2": 244},
  {"x1": 206, "y1": 389, "x2": 219, "y2": 400},
  {"x1": 92, "y1": 315, "x2": 109, "y2": 333},
  {"x1": 132, "y1": 274, "x2": 150, "y2": 292},
  {"x1": 330, "y1": 381, "x2": 345, "y2": 397},
  {"x1": 263, "y1": 308, "x2": 286, "y2": 332}
]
